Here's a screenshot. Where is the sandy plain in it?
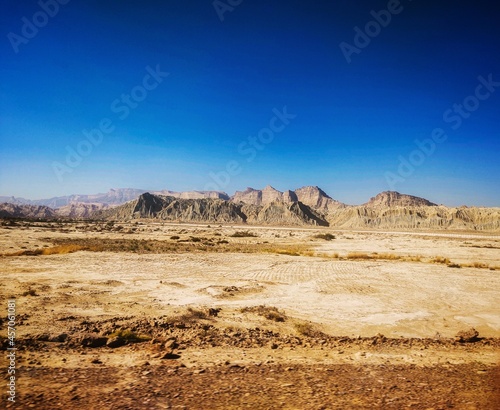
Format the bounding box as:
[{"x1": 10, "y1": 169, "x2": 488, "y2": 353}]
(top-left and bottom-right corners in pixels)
[{"x1": 1, "y1": 220, "x2": 499, "y2": 409}]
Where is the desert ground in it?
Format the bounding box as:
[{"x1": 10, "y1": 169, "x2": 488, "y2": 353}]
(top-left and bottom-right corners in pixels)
[{"x1": 1, "y1": 220, "x2": 499, "y2": 409}]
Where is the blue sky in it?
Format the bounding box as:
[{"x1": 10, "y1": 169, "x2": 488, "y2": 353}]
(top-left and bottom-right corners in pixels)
[{"x1": 1, "y1": 0, "x2": 499, "y2": 206}]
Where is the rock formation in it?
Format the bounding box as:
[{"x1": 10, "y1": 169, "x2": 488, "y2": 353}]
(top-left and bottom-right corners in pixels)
[
  {"x1": 1, "y1": 188, "x2": 499, "y2": 231},
  {"x1": 365, "y1": 191, "x2": 437, "y2": 207},
  {"x1": 0, "y1": 203, "x2": 55, "y2": 219}
]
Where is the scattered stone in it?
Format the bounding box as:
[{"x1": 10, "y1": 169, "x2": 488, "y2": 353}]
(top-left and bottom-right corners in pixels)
[
  {"x1": 78, "y1": 334, "x2": 108, "y2": 348},
  {"x1": 208, "y1": 308, "x2": 221, "y2": 317},
  {"x1": 164, "y1": 338, "x2": 179, "y2": 350},
  {"x1": 106, "y1": 336, "x2": 126, "y2": 348},
  {"x1": 455, "y1": 328, "x2": 479, "y2": 343},
  {"x1": 48, "y1": 333, "x2": 68, "y2": 343},
  {"x1": 161, "y1": 351, "x2": 181, "y2": 360}
]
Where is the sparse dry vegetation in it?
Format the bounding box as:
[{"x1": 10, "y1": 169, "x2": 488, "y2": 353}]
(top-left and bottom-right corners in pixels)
[
  {"x1": 1, "y1": 237, "x2": 314, "y2": 258},
  {"x1": 345, "y1": 252, "x2": 414, "y2": 261},
  {"x1": 241, "y1": 305, "x2": 287, "y2": 322},
  {"x1": 313, "y1": 233, "x2": 336, "y2": 241},
  {"x1": 107, "y1": 329, "x2": 151, "y2": 343},
  {"x1": 21, "y1": 288, "x2": 38, "y2": 297},
  {"x1": 294, "y1": 322, "x2": 327, "y2": 338},
  {"x1": 430, "y1": 256, "x2": 451, "y2": 265},
  {"x1": 230, "y1": 230, "x2": 258, "y2": 238},
  {"x1": 173, "y1": 307, "x2": 209, "y2": 324}
]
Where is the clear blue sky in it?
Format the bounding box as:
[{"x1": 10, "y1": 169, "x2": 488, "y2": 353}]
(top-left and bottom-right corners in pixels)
[{"x1": 1, "y1": 0, "x2": 499, "y2": 206}]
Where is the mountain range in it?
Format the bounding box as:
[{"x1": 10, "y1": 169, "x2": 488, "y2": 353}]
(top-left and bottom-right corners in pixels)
[{"x1": 1, "y1": 187, "x2": 499, "y2": 230}]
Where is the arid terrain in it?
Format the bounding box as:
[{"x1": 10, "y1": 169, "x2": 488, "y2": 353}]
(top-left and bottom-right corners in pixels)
[{"x1": 1, "y1": 220, "x2": 499, "y2": 409}]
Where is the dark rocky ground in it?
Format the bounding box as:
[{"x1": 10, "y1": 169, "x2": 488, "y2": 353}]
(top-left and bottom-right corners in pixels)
[
  {"x1": 9, "y1": 362, "x2": 500, "y2": 409},
  {"x1": 3, "y1": 322, "x2": 500, "y2": 409}
]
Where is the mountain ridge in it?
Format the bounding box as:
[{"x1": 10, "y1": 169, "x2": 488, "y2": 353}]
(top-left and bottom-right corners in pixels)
[{"x1": 1, "y1": 187, "x2": 499, "y2": 230}]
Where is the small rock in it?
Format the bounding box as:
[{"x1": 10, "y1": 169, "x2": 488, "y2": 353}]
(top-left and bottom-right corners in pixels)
[
  {"x1": 455, "y1": 328, "x2": 479, "y2": 343},
  {"x1": 79, "y1": 334, "x2": 108, "y2": 348},
  {"x1": 49, "y1": 333, "x2": 68, "y2": 343},
  {"x1": 208, "y1": 308, "x2": 221, "y2": 317},
  {"x1": 106, "y1": 336, "x2": 126, "y2": 348},
  {"x1": 161, "y1": 351, "x2": 181, "y2": 360},
  {"x1": 164, "y1": 339, "x2": 178, "y2": 350}
]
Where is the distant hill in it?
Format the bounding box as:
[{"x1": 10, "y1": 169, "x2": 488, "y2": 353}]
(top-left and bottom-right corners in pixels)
[
  {"x1": 1, "y1": 188, "x2": 499, "y2": 231},
  {"x1": 364, "y1": 191, "x2": 437, "y2": 207},
  {"x1": 0, "y1": 188, "x2": 229, "y2": 208},
  {"x1": 0, "y1": 203, "x2": 56, "y2": 219},
  {"x1": 231, "y1": 185, "x2": 345, "y2": 211},
  {"x1": 93, "y1": 193, "x2": 328, "y2": 226}
]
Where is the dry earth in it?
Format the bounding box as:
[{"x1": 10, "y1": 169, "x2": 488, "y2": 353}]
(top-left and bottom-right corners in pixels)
[{"x1": 1, "y1": 220, "x2": 499, "y2": 409}]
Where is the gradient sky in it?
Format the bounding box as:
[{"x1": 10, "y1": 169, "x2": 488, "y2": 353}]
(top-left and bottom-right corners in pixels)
[{"x1": 1, "y1": 0, "x2": 499, "y2": 206}]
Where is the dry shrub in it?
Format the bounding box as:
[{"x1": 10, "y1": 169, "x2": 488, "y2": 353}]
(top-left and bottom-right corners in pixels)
[
  {"x1": 175, "y1": 307, "x2": 208, "y2": 323},
  {"x1": 294, "y1": 322, "x2": 326, "y2": 338},
  {"x1": 376, "y1": 253, "x2": 401, "y2": 260},
  {"x1": 241, "y1": 305, "x2": 286, "y2": 322},
  {"x1": 41, "y1": 245, "x2": 85, "y2": 255},
  {"x1": 274, "y1": 249, "x2": 301, "y2": 256},
  {"x1": 230, "y1": 231, "x2": 258, "y2": 238},
  {"x1": 404, "y1": 255, "x2": 422, "y2": 262},
  {"x1": 447, "y1": 263, "x2": 462, "y2": 268},
  {"x1": 21, "y1": 288, "x2": 38, "y2": 297},
  {"x1": 108, "y1": 329, "x2": 151, "y2": 342},
  {"x1": 346, "y1": 252, "x2": 373, "y2": 260},
  {"x1": 430, "y1": 256, "x2": 451, "y2": 265},
  {"x1": 313, "y1": 233, "x2": 336, "y2": 241},
  {"x1": 2, "y1": 244, "x2": 84, "y2": 257},
  {"x1": 461, "y1": 261, "x2": 489, "y2": 269}
]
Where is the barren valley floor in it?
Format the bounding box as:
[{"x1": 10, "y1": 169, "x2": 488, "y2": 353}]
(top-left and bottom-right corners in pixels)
[{"x1": 1, "y1": 221, "x2": 499, "y2": 409}]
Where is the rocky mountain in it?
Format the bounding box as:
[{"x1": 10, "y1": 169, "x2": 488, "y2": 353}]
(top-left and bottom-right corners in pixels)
[
  {"x1": 94, "y1": 193, "x2": 329, "y2": 226},
  {"x1": 1, "y1": 189, "x2": 498, "y2": 231},
  {"x1": 0, "y1": 189, "x2": 148, "y2": 208},
  {"x1": 365, "y1": 191, "x2": 437, "y2": 208},
  {"x1": 0, "y1": 203, "x2": 56, "y2": 219},
  {"x1": 232, "y1": 186, "x2": 297, "y2": 206},
  {"x1": 294, "y1": 186, "x2": 345, "y2": 211},
  {"x1": 95, "y1": 193, "x2": 247, "y2": 224},
  {"x1": 54, "y1": 203, "x2": 110, "y2": 219},
  {"x1": 0, "y1": 188, "x2": 229, "y2": 208},
  {"x1": 231, "y1": 185, "x2": 344, "y2": 211},
  {"x1": 0, "y1": 196, "x2": 32, "y2": 205},
  {"x1": 242, "y1": 202, "x2": 328, "y2": 226},
  {"x1": 156, "y1": 190, "x2": 230, "y2": 200},
  {"x1": 326, "y1": 205, "x2": 500, "y2": 231}
]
